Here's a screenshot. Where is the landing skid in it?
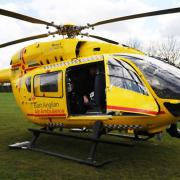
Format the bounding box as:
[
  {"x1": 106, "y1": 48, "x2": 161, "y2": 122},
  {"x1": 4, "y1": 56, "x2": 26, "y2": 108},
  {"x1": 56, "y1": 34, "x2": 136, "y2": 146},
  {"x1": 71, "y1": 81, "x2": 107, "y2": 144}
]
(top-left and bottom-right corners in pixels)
[{"x1": 9, "y1": 121, "x2": 133, "y2": 167}]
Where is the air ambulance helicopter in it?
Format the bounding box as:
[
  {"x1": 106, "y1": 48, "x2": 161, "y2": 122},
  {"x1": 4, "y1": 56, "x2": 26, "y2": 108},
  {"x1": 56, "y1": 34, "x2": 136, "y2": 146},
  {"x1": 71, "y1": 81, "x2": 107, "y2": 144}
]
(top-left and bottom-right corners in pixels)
[{"x1": 0, "y1": 7, "x2": 180, "y2": 166}]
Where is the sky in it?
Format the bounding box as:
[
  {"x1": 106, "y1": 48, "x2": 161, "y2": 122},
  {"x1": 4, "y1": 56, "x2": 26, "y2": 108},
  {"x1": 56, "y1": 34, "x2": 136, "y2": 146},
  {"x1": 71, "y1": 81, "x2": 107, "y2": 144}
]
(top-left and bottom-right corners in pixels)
[{"x1": 0, "y1": 0, "x2": 180, "y2": 68}]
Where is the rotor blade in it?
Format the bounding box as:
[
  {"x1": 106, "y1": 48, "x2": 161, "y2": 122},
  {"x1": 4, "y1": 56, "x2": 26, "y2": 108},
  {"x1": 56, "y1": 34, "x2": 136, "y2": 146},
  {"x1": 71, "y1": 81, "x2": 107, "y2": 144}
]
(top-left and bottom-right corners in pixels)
[
  {"x1": 89, "y1": 7, "x2": 180, "y2": 27},
  {"x1": 0, "y1": 9, "x2": 57, "y2": 27},
  {"x1": 0, "y1": 31, "x2": 57, "y2": 48},
  {"x1": 81, "y1": 33, "x2": 119, "y2": 45}
]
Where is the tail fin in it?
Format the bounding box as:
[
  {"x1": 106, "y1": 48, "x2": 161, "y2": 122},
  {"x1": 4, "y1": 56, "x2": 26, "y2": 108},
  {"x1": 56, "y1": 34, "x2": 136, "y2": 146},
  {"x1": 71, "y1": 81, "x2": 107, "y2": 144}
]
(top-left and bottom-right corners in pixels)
[{"x1": 0, "y1": 68, "x2": 11, "y2": 83}]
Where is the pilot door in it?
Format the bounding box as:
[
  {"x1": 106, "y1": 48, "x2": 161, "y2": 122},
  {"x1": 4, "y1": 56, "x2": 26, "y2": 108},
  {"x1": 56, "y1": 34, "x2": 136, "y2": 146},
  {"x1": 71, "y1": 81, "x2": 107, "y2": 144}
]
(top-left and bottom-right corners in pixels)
[{"x1": 105, "y1": 57, "x2": 159, "y2": 116}]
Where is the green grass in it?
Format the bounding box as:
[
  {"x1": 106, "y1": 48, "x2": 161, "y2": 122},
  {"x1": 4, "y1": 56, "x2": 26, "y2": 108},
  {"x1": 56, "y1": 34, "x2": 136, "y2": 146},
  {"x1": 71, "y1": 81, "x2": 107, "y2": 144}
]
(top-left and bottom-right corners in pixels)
[{"x1": 0, "y1": 93, "x2": 180, "y2": 180}]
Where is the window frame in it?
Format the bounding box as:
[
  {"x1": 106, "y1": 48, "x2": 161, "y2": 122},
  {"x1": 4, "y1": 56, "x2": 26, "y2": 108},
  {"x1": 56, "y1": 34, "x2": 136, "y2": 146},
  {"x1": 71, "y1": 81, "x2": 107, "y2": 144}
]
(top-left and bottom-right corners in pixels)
[
  {"x1": 108, "y1": 58, "x2": 148, "y2": 95},
  {"x1": 33, "y1": 71, "x2": 63, "y2": 98}
]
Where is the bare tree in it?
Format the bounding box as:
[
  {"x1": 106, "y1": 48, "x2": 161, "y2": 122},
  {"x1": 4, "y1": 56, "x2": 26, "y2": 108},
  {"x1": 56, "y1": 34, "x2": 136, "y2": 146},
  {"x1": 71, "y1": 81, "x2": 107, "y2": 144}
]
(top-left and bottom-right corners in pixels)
[
  {"x1": 157, "y1": 37, "x2": 180, "y2": 65},
  {"x1": 125, "y1": 37, "x2": 142, "y2": 50},
  {"x1": 145, "y1": 37, "x2": 180, "y2": 67},
  {"x1": 146, "y1": 41, "x2": 158, "y2": 57}
]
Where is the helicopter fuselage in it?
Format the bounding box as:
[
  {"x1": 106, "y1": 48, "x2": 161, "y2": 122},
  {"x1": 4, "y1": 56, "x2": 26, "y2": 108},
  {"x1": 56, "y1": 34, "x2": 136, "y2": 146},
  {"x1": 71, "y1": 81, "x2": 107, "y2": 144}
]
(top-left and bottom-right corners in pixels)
[{"x1": 3, "y1": 38, "x2": 178, "y2": 135}]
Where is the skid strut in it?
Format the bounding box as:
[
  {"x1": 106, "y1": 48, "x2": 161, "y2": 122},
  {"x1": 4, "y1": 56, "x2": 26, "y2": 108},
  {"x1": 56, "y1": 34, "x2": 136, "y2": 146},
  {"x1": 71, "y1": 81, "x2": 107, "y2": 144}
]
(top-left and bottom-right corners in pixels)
[{"x1": 9, "y1": 121, "x2": 133, "y2": 167}]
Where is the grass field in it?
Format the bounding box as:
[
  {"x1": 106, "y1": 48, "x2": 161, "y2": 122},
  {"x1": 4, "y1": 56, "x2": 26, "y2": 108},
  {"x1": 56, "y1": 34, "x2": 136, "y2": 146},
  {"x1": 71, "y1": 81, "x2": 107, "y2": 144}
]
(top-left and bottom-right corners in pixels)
[{"x1": 0, "y1": 93, "x2": 180, "y2": 180}]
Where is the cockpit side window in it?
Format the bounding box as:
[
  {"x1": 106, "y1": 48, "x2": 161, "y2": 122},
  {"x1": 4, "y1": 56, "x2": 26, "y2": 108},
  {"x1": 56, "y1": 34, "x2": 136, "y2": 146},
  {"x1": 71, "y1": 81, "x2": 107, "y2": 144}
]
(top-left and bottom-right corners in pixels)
[
  {"x1": 108, "y1": 58, "x2": 148, "y2": 95},
  {"x1": 117, "y1": 55, "x2": 180, "y2": 100}
]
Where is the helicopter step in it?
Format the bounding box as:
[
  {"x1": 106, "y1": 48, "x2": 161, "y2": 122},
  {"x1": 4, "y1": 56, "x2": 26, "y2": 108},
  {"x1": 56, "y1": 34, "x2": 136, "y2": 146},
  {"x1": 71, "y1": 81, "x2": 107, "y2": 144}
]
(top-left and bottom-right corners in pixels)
[
  {"x1": 9, "y1": 121, "x2": 134, "y2": 167},
  {"x1": 107, "y1": 132, "x2": 155, "y2": 141}
]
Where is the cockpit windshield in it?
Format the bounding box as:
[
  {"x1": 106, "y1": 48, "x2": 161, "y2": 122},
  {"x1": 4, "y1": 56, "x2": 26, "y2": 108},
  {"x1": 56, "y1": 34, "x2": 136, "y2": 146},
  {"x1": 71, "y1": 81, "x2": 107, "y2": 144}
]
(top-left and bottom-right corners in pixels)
[{"x1": 114, "y1": 54, "x2": 180, "y2": 100}]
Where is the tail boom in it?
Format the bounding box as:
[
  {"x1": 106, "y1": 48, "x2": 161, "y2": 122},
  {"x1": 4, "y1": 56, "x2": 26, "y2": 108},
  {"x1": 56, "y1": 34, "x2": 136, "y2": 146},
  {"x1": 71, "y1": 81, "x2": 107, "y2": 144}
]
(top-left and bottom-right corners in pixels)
[{"x1": 0, "y1": 68, "x2": 11, "y2": 83}]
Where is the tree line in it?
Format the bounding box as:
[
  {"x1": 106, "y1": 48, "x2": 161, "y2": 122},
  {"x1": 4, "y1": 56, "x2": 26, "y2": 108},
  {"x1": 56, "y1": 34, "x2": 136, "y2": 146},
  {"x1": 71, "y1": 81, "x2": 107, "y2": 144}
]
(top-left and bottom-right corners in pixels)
[{"x1": 126, "y1": 36, "x2": 180, "y2": 68}]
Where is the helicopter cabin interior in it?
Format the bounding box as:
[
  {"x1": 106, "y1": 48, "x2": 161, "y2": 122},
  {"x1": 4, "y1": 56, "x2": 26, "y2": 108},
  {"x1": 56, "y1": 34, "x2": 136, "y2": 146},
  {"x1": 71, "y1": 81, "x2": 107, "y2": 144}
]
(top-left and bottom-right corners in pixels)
[{"x1": 66, "y1": 61, "x2": 106, "y2": 115}]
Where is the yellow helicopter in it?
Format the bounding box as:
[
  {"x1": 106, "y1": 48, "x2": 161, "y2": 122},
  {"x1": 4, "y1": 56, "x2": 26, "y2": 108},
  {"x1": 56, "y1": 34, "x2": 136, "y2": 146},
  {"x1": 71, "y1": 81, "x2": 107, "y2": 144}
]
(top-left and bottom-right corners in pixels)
[{"x1": 0, "y1": 7, "x2": 180, "y2": 166}]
